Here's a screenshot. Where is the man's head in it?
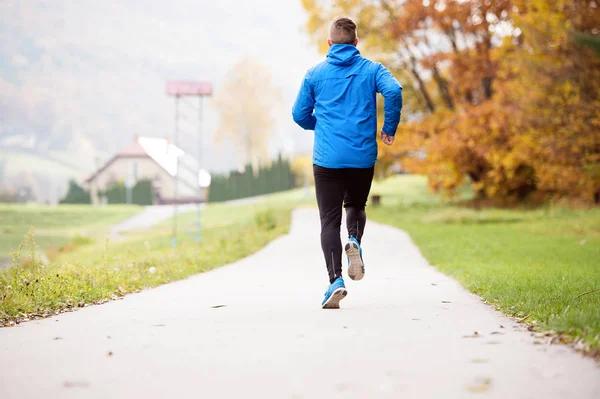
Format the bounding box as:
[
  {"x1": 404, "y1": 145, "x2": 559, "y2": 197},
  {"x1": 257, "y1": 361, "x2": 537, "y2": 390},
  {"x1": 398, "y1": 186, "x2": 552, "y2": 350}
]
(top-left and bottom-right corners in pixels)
[{"x1": 328, "y1": 17, "x2": 358, "y2": 47}]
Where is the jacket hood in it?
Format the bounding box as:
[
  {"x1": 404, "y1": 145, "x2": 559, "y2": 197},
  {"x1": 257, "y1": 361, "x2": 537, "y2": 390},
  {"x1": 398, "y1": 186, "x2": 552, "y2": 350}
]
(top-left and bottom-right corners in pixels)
[{"x1": 326, "y1": 44, "x2": 361, "y2": 66}]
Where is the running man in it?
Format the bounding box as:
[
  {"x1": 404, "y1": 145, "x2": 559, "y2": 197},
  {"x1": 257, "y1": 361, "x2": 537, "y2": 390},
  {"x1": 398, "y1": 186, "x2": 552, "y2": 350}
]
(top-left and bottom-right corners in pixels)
[{"x1": 292, "y1": 16, "x2": 403, "y2": 309}]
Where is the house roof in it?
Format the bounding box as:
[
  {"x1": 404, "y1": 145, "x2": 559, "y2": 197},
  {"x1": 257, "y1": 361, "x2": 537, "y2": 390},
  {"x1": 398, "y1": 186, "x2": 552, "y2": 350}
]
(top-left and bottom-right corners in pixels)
[
  {"x1": 85, "y1": 137, "x2": 210, "y2": 190},
  {"x1": 138, "y1": 136, "x2": 183, "y2": 177},
  {"x1": 117, "y1": 139, "x2": 147, "y2": 157}
]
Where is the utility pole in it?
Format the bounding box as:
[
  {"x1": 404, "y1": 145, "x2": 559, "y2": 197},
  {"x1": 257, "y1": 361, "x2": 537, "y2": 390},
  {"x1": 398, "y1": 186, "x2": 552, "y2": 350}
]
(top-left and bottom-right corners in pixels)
[
  {"x1": 172, "y1": 95, "x2": 180, "y2": 247},
  {"x1": 166, "y1": 81, "x2": 212, "y2": 248},
  {"x1": 196, "y1": 96, "x2": 204, "y2": 244}
]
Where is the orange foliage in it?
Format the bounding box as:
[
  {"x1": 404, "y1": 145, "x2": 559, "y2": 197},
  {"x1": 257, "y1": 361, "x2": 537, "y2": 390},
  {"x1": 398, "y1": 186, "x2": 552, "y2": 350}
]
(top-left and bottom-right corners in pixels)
[{"x1": 302, "y1": 0, "x2": 600, "y2": 203}]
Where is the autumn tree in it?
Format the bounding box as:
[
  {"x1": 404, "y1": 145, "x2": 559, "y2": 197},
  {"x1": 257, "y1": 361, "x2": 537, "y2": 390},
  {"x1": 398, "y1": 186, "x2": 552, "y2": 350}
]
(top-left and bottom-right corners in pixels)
[
  {"x1": 213, "y1": 58, "x2": 281, "y2": 169},
  {"x1": 302, "y1": 0, "x2": 600, "y2": 203}
]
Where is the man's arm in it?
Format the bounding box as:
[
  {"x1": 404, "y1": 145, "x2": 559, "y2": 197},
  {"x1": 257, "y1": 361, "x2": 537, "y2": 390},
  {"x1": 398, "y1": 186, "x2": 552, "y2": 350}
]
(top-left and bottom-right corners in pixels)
[
  {"x1": 376, "y1": 64, "x2": 403, "y2": 138},
  {"x1": 292, "y1": 74, "x2": 316, "y2": 131}
]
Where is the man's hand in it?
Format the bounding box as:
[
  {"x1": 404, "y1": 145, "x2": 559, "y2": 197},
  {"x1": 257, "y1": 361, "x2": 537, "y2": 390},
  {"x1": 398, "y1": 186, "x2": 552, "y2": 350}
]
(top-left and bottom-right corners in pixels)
[{"x1": 381, "y1": 131, "x2": 395, "y2": 146}]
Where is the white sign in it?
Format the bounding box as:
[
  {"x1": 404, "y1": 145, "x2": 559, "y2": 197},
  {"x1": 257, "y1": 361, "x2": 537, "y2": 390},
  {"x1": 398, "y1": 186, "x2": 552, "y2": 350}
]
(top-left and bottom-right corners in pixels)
[{"x1": 198, "y1": 169, "x2": 211, "y2": 188}]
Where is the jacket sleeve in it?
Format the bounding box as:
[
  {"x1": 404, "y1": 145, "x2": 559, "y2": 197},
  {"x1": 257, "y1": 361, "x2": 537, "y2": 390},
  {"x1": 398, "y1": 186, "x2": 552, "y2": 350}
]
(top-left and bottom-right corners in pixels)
[
  {"x1": 292, "y1": 74, "x2": 316, "y2": 131},
  {"x1": 375, "y1": 64, "x2": 403, "y2": 136}
]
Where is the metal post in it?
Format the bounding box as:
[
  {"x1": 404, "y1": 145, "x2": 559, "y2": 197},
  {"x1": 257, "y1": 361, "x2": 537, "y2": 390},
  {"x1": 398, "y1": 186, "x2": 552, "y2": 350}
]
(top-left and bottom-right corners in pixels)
[
  {"x1": 166, "y1": 81, "x2": 212, "y2": 247},
  {"x1": 172, "y1": 95, "x2": 180, "y2": 248},
  {"x1": 196, "y1": 96, "x2": 204, "y2": 244}
]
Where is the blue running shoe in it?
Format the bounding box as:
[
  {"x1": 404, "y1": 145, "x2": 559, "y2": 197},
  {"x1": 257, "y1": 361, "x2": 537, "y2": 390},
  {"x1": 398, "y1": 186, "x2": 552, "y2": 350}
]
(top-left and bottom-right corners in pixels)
[
  {"x1": 322, "y1": 276, "x2": 347, "y2": 309},
  {"x1": 345, "y1": 236, "x2": 365, "y2": 281}
]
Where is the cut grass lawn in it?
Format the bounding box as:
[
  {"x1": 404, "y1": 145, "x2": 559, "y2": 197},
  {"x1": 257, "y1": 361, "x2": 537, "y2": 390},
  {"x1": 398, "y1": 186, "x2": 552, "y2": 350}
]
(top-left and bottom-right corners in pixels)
[
  {"x1": 0, "y1": 199, "x2": 295, "y2": 325},
  {"x1": 369, "y1": 175, "x2": 600, "y2": 352},
  {"x1": 0, "y1": 204, "x2": 140, "y2": 260}
]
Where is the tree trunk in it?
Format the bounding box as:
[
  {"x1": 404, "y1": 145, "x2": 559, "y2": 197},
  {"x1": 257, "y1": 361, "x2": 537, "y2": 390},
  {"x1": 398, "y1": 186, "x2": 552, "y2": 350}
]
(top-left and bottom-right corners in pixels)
[
  {"x1": 482, "y1": 76, "x2": 493, "y2": 100},
  {"x1": 412, "y1": 67, "x2": 436, "y2": 113},
  {"x1": 482, "y1": 38, "x2": 494, "y2": 100},
  {"x1": 409, "y1": 56, "x2": 436, "y2": 113},
  {"x1": 445, "y1": 30, "x2": 459, "y2": 53},
  {"x1": 432, "y1": 64, "x2": 454, "y2": 110}
]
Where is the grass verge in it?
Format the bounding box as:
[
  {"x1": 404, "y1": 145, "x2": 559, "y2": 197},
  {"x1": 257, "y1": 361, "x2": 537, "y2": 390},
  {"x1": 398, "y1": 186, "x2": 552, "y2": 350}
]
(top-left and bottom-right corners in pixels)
[
  {"x1": 0, "y1": 204, "x2": 140, "y2": 259},
  {"x1": 0, "y1": 203, "x2": 292, "y2": 326},
  {"x1": 369, "y1": 175, "x2": 600, "y2": 354}
]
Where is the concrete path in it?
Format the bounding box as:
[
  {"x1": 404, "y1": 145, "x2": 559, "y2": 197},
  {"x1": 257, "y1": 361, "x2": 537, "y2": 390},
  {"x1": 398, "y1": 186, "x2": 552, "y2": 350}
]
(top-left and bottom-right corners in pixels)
[
  {"x1": 1, "y1": 209, "x2": 598, "y2": 398},
  {"x1": 110, "y1": 195, "x2": 271, "y2": 237},
  {"x1": 110, "y1": 204, "x2": 202, "y2": 237}
]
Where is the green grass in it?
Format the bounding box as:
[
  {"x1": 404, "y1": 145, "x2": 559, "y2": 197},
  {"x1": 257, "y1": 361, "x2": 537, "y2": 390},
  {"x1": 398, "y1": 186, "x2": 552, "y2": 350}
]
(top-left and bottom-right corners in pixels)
[
  {"x1": 0, "y1": 204, "x2": 140, "y2": 260},
  {"x1": 3, "y1": 179, "x2": 598, "y2": 354},
  {"x1": 369, "y1": 175, "x2": 600, "y2": 352},
  {"x1": 168, "y1": 188, "x2": 316, "y2": 230},
  {"x1": 0, "y1": 199, "x2": 294, "y2": 325}
]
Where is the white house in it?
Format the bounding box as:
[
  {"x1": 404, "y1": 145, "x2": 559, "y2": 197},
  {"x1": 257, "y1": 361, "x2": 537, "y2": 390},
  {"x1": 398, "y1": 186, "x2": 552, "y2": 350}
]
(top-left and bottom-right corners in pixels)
[{"x1": 85, "y1": 136, "x2": 210, "y2": 205}]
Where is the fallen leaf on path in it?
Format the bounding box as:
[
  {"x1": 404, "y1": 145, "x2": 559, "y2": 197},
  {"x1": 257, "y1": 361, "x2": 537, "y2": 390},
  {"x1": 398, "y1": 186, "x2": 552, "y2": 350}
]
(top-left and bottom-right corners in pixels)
[
  {"x1": 517, "y1": 313, "x2": 532, "y2": 323},
  {"x1": 465, "y1": 377, "x2": 492, "y2": 393},
  {"x1": 107, "y1": 351, "x2": 113, "y2": 357},
  {"x1": 463, "y1": 331, "x2": 480, "y2": 338},
  {"x1": 211, "y1": 305, "x2": 227, "y2": 309}
]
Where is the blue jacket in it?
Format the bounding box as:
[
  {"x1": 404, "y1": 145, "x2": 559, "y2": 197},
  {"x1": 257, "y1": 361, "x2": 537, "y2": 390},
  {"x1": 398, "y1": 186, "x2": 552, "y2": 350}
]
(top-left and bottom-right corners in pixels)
[{"x1": 292, "y1": 44, "x2": 402, "y2": 169}]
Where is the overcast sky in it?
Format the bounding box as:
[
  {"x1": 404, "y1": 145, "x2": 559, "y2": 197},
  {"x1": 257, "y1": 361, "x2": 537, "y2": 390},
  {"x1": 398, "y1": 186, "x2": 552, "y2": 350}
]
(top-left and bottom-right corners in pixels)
[{"x1": 0, "y1": 0, "x2": 323, "y2": 171}]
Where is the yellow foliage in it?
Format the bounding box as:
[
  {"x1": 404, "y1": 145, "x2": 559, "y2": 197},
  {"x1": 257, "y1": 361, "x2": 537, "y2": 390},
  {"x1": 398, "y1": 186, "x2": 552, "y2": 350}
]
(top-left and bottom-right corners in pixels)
[
  {"x1": 301, "y1": 0, "x2": 600, "y2": 203},
  {"x1": 290, "y1": 155, "x2": 315, "y2": 186},
  {"x1": 213, "y1": 58, "x2": 281, "y2": 167}
]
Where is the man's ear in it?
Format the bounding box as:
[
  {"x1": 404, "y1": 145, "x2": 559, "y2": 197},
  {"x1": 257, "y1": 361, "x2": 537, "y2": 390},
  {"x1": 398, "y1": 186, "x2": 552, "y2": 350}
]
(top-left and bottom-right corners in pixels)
[
  {"x1": 354, "y1": 37, "x2": 359, "y2": 46},
  {"x1": 328, "y1": 39, "x2": 333, "y2": 47}
]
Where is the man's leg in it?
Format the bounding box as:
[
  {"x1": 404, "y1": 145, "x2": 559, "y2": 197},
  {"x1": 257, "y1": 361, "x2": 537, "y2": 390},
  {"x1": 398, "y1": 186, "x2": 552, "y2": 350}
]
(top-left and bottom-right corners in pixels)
[
  {"x1": 345, "y1": 207, "x2": 366, "y2": 243},
  {"x1": 342, "y1": 167, "x2": 374, "y2": 281},
  {"x1": 314, "y1": 165, "x2": 346, "y2": 284},
  {"x1": 344, "y1": 167, "x2": 375, "y2": 243}
]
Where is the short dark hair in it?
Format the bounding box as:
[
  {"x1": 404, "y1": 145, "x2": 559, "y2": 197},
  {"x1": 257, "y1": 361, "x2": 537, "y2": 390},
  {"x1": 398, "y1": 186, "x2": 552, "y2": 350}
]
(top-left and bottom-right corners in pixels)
[{"x1": 329, "y1": 17, "x2": 357, "y2": 45}]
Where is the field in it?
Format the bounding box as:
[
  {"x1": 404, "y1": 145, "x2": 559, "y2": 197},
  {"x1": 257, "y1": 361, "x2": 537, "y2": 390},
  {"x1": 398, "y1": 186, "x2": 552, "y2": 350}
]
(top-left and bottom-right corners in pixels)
[
  {"x1": 369, "y1": 175, "x2": 600, "y2": 351},
  {"x1": 0, "y1": 196, "x2": 301, "y2": 325},
  {"x1": 0, "y1": 204, "x2": 140, "y2": 262}
]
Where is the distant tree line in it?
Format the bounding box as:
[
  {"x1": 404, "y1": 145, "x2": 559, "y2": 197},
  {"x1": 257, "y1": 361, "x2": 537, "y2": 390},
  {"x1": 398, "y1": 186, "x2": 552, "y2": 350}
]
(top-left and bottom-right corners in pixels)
[
  {"x1": 60, "y1": 180, "x2": 91, "y2": 204},
  {"x1": 60, "y1": 179, "x2": 153, "y2": 205},
  {"x1": 208, "y1": 155, "x2": 295, "y2": 202}
]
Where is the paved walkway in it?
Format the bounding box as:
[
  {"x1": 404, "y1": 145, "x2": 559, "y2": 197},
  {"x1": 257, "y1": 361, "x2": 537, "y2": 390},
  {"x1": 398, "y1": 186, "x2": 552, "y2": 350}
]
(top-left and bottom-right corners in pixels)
[
  {"x1": 109, "y1": 204, "x2": 202, "y2": 238},
  {"x1": 110, "y1": 195, "x2": 271, "y2": 238},
  {"x1": 1, "y1": 209, "x2": 598, "y2": 398}
]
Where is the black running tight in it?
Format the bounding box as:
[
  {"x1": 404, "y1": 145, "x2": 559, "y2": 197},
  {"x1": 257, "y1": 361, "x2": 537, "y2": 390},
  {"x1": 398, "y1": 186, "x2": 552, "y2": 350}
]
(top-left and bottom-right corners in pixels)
[{"x1": 313, "y1": 165, "x2": 374, "y2": 283}]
